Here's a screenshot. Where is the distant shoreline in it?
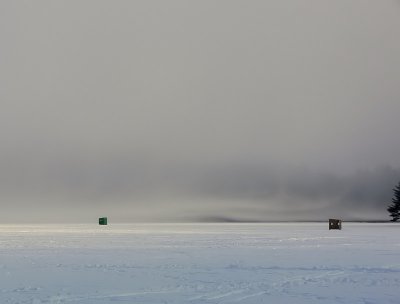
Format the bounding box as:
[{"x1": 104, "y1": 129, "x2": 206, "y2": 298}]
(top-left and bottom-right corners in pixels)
[{"x1": 0, "y1": 220, "x2": 396, "y2": 225}]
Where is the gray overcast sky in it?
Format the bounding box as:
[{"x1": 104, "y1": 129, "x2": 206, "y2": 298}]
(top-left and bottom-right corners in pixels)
[{"x1": 1, "y1": 1, "x2": 400, "y2": 222}]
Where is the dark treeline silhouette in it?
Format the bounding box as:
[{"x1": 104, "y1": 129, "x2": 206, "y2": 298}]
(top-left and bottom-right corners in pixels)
[{"x1": 387, "y1": 181, "x2": 400, "y2": 221}]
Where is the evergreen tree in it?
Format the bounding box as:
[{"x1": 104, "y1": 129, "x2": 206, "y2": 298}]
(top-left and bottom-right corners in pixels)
[{"x1": 387, "y1": 181, "x2": 400, "y2": 222}]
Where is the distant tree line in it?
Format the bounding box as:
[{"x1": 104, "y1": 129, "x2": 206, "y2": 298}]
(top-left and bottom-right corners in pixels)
[{"x1": 387, "y1": 181, "x2": 400, "y2": 222}]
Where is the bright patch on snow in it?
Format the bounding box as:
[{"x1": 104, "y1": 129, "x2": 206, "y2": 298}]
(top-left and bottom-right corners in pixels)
[{"x1": 0, "y1": 223, "x2": 399, "y2": 303}]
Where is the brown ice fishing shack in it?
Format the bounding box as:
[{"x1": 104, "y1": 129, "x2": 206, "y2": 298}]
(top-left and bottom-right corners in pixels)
[{"x1": 329, "y1": 219, "x2": 342, "y2": 230}]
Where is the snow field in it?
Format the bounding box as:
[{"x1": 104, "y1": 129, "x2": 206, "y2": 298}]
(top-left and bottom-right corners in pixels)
[{"x1": 0, "y1": 223, "x2": 399, "y2": 303}]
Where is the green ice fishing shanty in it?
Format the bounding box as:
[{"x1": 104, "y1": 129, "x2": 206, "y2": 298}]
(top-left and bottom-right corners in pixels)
[{"x1": 99, "y1": 217, "x2": 107, "y2": 225}]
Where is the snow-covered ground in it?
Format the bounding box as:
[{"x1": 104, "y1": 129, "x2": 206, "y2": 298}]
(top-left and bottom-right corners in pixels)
[{"x1": 0, "y1": 223, "x2": 399, "y2": 303}]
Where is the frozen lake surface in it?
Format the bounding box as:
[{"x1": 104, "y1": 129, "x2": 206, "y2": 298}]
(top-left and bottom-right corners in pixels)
[{"x1": 1, "y1": 223, "x2": 399, "y2": 303}]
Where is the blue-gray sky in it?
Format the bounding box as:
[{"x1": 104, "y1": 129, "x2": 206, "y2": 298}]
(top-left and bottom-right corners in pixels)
[{"x1": 1, "y1": 1, "x2": 400, "y2": 222}]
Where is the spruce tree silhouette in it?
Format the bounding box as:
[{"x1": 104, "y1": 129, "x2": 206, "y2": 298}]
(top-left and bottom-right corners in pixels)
[{"x1": 387, "y1": 181, "x2": 400, "y2": 222}]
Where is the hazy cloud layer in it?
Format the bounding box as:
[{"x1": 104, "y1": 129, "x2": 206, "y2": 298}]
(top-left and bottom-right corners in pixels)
[
  {"x1": 1, "y1": 159, "x2": 399, "y2": 222},
  {"x1": 1, "y1": 1, "x2": 400, "y2": 222}
]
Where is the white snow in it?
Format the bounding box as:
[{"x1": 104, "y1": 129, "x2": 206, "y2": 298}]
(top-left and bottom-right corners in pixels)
[{"x1": 0, "y1": 223, "x2": 399, "y2": 303}]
